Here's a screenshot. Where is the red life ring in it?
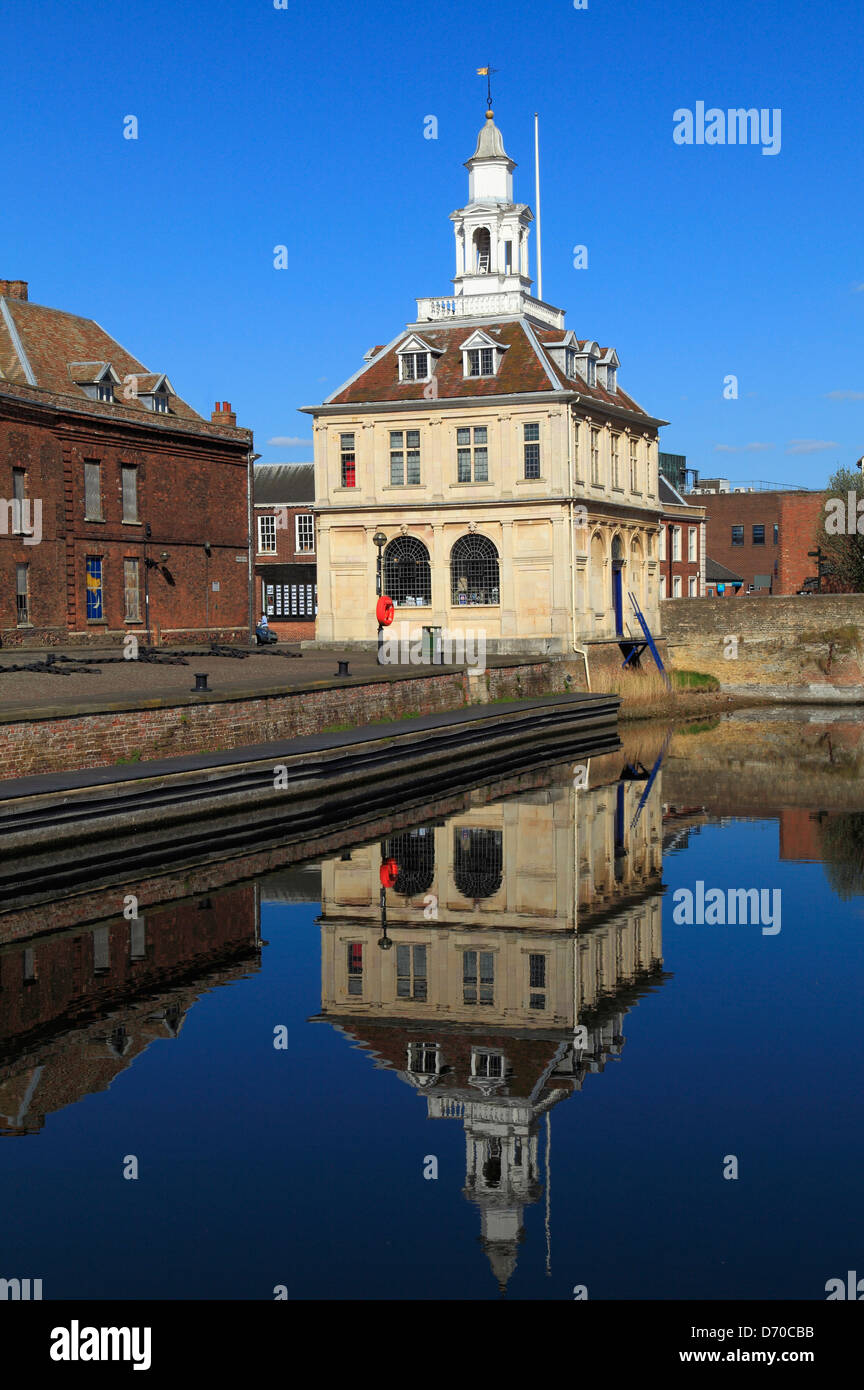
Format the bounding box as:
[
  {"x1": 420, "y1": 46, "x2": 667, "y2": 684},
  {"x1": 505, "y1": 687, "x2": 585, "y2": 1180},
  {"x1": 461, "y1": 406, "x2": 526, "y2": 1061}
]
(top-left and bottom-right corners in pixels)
[
  {"x1": 376, "y1": 595, "x2": 395, "y2": 626},
  {"x1": 380, "y1": 858, "x2": 399, "y2": 888}
]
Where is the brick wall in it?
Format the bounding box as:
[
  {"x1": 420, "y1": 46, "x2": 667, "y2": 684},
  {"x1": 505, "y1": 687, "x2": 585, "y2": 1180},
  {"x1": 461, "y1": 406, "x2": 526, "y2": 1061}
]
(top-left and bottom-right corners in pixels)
[
  {"x1": 686, "y1": 490, "x2": 823, "y2": 595},
  {"x1": 1, "y1": 391, "x2": 252, "y2": 645},
  {"x1": 0, "y1": 661, "x2": 565, "y2": 778},
  {"x1": 663, "y1": 593, "x2": 864, "y2": 690}
]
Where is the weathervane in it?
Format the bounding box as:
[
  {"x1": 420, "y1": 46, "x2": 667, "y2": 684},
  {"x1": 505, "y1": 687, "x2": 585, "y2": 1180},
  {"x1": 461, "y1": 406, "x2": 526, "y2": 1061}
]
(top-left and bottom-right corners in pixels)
[{"x1": 476, "y1": 65, "x2": 499, "y2": 111}]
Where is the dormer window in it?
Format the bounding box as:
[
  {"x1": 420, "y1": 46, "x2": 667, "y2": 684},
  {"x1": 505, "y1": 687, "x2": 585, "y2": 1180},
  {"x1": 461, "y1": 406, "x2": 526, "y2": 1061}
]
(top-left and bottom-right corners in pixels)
[
  {"x1": 401, "y1": 351, "x2": 428, "y2": 381},
  {"x1": 566, "y1": 349, "x2": 577, "y2": 378},
  {"x1": 150, "y1": 389, "x2": 170, "y2": 413},
  {"x1": 96, "y1": 380, "x2": 114, "y2": 402},
  {"x1": 467, "y1": 347, "x2": 495, "y2": 377},
  {"x1": 607, "y1": 366, "x2": 617, "y2": 392},
  {"x1": 586, "y1": 358, "x2": 596, "y2": 387}
]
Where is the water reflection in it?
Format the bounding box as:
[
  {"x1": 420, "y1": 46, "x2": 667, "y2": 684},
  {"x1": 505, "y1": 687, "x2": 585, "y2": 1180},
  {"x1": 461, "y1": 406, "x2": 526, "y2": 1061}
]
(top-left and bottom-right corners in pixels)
[{"x1": 311, "y1": 740, "x2": 669, "y2": 1290}]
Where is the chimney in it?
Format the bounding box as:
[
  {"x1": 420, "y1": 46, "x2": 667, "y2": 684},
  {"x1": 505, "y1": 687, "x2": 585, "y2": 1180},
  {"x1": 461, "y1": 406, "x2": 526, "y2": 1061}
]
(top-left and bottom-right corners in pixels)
[
  {"x1": 211, "y1": 400, "x2": 237, "y2": 427},
  {"x1": 0, "y1": 280, "x2": 28, "y2": 301}
]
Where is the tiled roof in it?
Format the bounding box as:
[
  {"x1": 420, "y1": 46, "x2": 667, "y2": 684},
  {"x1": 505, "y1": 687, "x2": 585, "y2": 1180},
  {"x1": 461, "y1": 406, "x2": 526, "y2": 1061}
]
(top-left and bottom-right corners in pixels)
[
  {"x1": 705, "y1": 557, "x2": 744, "y2": 583},
  {"x1": 0, "y1": 293, "x2": 202, "y2": 421},
  {"x1": 659, "y1": 475, "x2": 689, "y2": 506},
  {"x1": 254, "y1": 462, "x2": 315, "y2": 504},
  {"x1": 327, "y1": 318, "x2": 653, "y2": 418}
]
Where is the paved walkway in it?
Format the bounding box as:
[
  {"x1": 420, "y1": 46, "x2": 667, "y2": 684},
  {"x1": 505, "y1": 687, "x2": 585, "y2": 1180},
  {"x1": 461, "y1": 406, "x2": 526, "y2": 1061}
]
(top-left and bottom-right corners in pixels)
[{"x1": 0, "y1": 641, "x2": 545, "y2": 720}]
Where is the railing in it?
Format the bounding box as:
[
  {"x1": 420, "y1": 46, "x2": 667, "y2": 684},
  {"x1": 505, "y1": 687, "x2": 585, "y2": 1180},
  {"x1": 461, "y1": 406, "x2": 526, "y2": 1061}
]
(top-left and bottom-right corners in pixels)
[{"x1": 415, "y1": 291, "x2": 565, "y2": 328}]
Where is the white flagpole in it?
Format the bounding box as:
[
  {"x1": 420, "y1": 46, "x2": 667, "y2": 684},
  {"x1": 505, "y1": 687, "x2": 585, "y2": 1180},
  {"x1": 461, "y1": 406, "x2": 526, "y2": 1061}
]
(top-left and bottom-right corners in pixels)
[{"x1": 534, "y1": 112, "x2": 543, "y2": 302}]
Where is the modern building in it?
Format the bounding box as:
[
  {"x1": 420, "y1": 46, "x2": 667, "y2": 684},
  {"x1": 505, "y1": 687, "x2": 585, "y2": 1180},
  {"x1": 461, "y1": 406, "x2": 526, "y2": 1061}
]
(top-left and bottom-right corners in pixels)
[
  {"x1": 302, "y1": 109, "x2": 668, "y2": 656},
  {"x1": 685, "y1": 480, "x2": 823, "y2": 595},
  {"x1": 0, "y1": 279, "x2": 253, "y2": 646},
  {"x1": 658, "y1": 475, "x2": 705, "y2": 598},
  {"x1": 253, "y1": 462, "x2": 316, "y2": 640}
]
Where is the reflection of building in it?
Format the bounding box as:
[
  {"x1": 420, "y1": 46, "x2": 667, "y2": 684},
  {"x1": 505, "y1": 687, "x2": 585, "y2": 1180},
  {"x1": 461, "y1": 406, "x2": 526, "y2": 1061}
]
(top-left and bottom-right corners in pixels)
[
  {"x1": 313, "y1": 765, "x2": 668, "y2": 1291},
  {"x1": 0, "y1": 886, "x2": 260, "y2": 1134}
]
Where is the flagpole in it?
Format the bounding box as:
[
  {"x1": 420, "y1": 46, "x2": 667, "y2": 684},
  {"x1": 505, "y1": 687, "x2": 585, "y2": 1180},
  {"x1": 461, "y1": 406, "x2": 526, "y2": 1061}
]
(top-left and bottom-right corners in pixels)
[{"x1": 534, "y1": 112, "x2": 542, "y2": 302}]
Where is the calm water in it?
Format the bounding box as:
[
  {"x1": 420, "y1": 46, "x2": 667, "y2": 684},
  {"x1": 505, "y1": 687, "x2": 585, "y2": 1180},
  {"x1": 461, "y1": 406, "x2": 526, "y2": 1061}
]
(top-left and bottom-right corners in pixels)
[{"x1": 1, "y1": 711, "x2": 862, "y2": 1300}]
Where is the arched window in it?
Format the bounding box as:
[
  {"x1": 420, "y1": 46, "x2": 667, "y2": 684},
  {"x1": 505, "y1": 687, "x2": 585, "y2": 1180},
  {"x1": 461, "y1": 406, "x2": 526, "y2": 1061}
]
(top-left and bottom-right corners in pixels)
[
  {"x1": 473, "y1": 227, "x2": 491, "y2": 273},
  {"x1": 383, "y1": 829, "x2": 435, "y2": 897},
  {"x1": 384, "y1": 535, "x2": 431, "y2": 607},
  {"x1": 450, "y1": 534, "x2": 499, "y2": 607},
  {"x1": 453, "y1": 827, "x2": 503, "y2": 900}
]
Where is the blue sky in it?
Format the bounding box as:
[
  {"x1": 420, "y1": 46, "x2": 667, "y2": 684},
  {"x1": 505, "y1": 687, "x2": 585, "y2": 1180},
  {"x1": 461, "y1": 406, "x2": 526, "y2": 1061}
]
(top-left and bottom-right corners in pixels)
[{"x1": 3, "y1": 0, "x2": 861, "y2": 483}]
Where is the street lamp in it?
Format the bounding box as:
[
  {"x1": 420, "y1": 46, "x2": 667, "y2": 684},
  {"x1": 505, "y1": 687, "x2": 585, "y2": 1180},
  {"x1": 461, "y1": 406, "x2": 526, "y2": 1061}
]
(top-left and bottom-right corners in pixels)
[{"x1": 373, "y1": 530, "x2": 387, "y2": 662}]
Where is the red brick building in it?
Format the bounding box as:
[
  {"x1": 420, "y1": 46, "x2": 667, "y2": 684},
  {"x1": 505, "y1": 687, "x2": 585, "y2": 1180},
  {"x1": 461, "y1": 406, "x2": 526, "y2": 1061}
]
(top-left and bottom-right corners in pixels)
[
  {"x1": 253, "y1": 463, "x2": 316, "y2": 640},
  {"x1": 658, "y1": 475, "x2": 705, "y2": 599},
  {"x1": 685, "y1": 483, "x2": 824, "y2": 595},
  {"x1": 0, "y1": 279, "x2": 253, "y2": 646}
]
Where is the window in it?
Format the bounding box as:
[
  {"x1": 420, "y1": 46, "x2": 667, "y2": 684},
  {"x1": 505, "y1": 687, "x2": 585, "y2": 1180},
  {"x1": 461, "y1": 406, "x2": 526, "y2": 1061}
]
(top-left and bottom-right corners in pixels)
[
  {"x1": 396, "y1": 944, "x2": 428, "y2": 1001},
  {"x1": 123, "y1": 558, "x2": 141, "y2": 622},
  {"x1": 456, "y1": 426, "x2": 488, "y2": 482},
  {"x1": 688, "y1": 526, "x2": 697, "y2": 561},
  {"x1": 151, "y1": 390, "x2": 169, "y2": 413},
  {"x1": 295, "y1": 514, "x2": 314, "y2": 553},
  {"x1": 659, "y1": 573, "x2": 667, "y2": 599},
  {"x1": 96, "y1": 379, "x2": 114, "y2": 402},
  {"x1": 672, "y1": 574, "x2": 682, "y2": 598},
  {"x1": 340, "y1": 433, "x2": 356, "y2": 488},
  {"x1": 523, "y1": 422, "x2": 540, "y2": 479},
  {"x1": 265, "y1": 574, "x2": 317, "y2": 619},
  {"x1": 23, "y1": 947, "x2": 37, "y2": 982},
  {"x1": 462, "y1": 949, "x2": 494, "y2": 1005},
  {"x1": 258, "y1": 514, "x2": 277, "y2": 553},
  {"x1": 659, "y1": 526, "x2": 666, "y2": 561},
  {"x1": 688, "y1": 575, "x2": 697, "y2": 597},
  {"x1": 731, "y1": 525, "x2": 744, "y2": 546},
  {"x1": 12, "y1": 468, "x2": 25, "y2": 534},
  {"x1": 453, "y1": 826, "x2": 503, "y2": 899},
  {"x1": 407, "y1": 1042, "x2": 440, "y2": 1075},
  {"x1": 566, "y1": 348, "x2": 577, "y2": 378},
  {"x1": 85, "y1": 556, "x2": 104, "y2": 620},
  {"x1": 383, "y1": 827, "x2": 434, "y2": 894},
  {"x1": 347, "y1": 942, "x2": 363, "y2": 996},
  {"x1": 610, "y1": 434, "x2": 620, "y2": 489},
  {"x1": 84, "y1": 461, "x2": 102, "y2": 520},
  {"x1": 472, "y1": 1050, "x2": 504, "y2": 1078},
  {"x1": 16, "y1": 562, "x2": 29, "y2": 624},
  {"x1": 529, "y1": 952, "x2": 547, "y2": 1010},
  {"x1": 121, "y1": 464, "x2": 138, "y2": 523},
  {"x1": 450, "y1": 533, "x2": 499, "y2": 606},
  {"x1": 671, "y1": 526, "x2": 681, "y2": 562},
  {"x1": 384, "y1": 535, "x2": 431, "y2": 607},
  {"x1": 400, "y1": 351, "x2": 428, "y2": 381},
  {"x1": 773, "y1": 523, "x2": 779, "y2": 544},
  {"x1": 752, "y1": 524, "x2": 765, "y2": 545},
  {"x1": 573, "y1": 420, "x2": 582, "y2": 480},
  {"x1": 607, "y1": 365, "x2": 617, "y2": 392},
  {"x1": 585, "y1": 358, "x2": 596, "y2": 386},
  {"x1": 466, "y1": 347, "x2": 495, "y2": 377},
  {"x1": 629, "y1": 438, "x2": 639, "y2": 492},
  {"x1": 590, "y1": 428, "x2": 601, "y2": 485},
  {"x1": 389, "y1": 429, "x2": 421, "y2": 486}
]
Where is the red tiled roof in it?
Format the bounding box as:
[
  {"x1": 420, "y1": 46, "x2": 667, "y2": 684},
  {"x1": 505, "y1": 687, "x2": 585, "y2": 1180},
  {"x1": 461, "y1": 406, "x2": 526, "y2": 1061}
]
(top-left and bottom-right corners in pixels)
[
  {"x1": 327, "y1": 318, "x2": 652, "y2": 418},
  {"x1": 0, "y1": 295, "x2": 202, "y2": 420}
]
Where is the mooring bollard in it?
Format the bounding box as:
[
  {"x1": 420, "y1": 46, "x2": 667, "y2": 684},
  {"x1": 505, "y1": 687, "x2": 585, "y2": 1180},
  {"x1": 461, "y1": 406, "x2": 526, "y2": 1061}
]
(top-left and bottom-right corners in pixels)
[
  {"x1": 192, "y1": 673, "x2": 210, "y2": 692},
  {"x1": 335, "y1": 660, "x2": 350, "y2": 677}
]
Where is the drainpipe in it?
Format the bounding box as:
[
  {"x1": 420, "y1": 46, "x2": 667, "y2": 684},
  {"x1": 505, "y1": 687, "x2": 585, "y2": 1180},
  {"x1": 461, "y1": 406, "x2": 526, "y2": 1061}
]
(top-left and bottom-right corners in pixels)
[
  {"x1": 247, "y1": 448, "x2": 261, "y2": 644},
  {"x1": 567, "y1": 399, "x2": 591, "y2": 690}
]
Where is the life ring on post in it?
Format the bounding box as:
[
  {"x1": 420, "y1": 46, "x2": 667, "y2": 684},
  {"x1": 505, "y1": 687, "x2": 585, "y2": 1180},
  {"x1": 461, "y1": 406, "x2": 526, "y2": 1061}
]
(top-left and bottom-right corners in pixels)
[
  {"x1": 380, "y1": 858, "x2": 399, "y2": 888},
  {"x1": 376, "y1": 595, "x2": 395, "y2": 627}
]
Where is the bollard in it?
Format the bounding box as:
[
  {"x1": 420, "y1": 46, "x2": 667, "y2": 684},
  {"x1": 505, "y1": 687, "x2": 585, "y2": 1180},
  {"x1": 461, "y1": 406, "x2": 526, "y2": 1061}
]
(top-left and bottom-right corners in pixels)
[
  {"x1": 335, "y1": 660, "x2": 350, "y2": 677},
  {"x1": 192, "y1": 673, "x2": 210, "y2": 692}
]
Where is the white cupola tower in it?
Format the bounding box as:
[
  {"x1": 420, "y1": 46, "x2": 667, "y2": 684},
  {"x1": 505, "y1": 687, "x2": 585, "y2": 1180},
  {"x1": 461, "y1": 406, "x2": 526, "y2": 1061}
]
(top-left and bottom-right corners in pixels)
[{"x1": 450, "y1": 109, "x2": 534, "y2": 303}]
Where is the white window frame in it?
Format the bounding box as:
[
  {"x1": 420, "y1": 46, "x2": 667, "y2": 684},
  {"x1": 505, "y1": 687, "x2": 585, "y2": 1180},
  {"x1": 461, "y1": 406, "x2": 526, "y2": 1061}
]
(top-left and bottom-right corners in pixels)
[
  {"x1": 688, "y1": 575, "x2": 697, "y2": 597},
  {"x1": 671, "y1": 526, "x2": 682, "y2": 562},
  {"x1": 659, "y1": 573, "x2": 667, "y2": 599},
  {"x1": 398, "y1": 351, "x2": 430, "y2": 382},
  {"x1": 295, "y1": 513, "x2": 315, "y2": 554},
  {"x1": 672, "y1": 574, "x2": 682, "y2": 598},
  {"x1": 659, "y1": 526, "x2": 666, "y2": 561},
  {"x1": 257, "y1": 514, "x2": 277, "y2": 554},
  {"x1": 688, "y1": 526, "x2": 697, "y2": 562}
]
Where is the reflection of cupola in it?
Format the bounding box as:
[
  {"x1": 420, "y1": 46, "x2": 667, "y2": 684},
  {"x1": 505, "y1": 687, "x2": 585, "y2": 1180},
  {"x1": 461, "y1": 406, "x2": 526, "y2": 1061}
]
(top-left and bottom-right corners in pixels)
[
  {"x1": 450, "y1": 111, "x2": 534, "y2": 303},
  {"x1": 463, "y1": 1114, "x2": 542, "y2": 1294}
]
